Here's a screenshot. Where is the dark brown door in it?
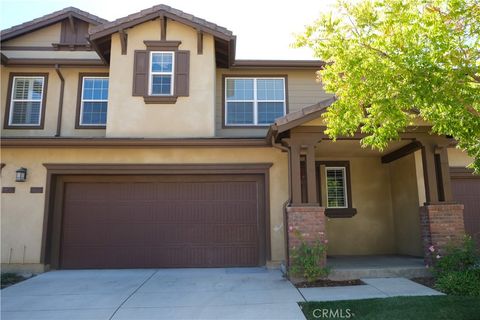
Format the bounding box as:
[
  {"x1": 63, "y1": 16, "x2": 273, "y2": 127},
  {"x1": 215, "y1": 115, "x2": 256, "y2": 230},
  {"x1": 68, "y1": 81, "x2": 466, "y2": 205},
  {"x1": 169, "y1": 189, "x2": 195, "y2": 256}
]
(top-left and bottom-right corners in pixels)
[
  {"x1": 59, "y1": 175, "x2": 265, "y2": 269},
  {"x1": 451, "y1": 175, "x2": 480, "y2": 249}
]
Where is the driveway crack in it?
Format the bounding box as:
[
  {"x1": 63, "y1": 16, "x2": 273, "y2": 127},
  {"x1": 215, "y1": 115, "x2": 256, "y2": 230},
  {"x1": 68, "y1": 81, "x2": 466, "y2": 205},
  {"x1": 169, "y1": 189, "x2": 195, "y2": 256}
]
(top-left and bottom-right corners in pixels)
[{"x1": 108, "y1": 270, "x2": 158, "y2": 320}]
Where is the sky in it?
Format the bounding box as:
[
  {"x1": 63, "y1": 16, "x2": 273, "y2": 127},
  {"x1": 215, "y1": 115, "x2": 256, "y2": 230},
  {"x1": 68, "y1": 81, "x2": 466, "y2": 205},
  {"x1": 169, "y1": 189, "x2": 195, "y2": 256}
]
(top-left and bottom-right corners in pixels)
[{"x1": 0, "y1": 0, "x2": 338, "y2": 60}]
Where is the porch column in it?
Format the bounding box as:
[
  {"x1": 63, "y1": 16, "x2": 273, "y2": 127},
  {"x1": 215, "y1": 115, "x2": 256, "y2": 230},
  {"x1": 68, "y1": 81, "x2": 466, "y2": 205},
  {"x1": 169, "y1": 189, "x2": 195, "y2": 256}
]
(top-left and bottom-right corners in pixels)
[
  {"x1": 305, "y1": 145, "x2": 318, "y2": 204},
  {"x1": 282, "y1": 132, "x2": 326, "y2": 277},
  {"x1": 290, "y1": 144, "x2": 302, "y2": 205},
  {"x1": 418, "y1": 140, "x2": 465, "y2": 265}
]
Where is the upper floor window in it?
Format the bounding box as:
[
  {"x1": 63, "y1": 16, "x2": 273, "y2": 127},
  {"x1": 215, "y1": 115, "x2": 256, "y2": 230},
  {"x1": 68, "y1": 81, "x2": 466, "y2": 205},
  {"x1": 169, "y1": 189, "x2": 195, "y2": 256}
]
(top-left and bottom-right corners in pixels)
[
  {"x1": 79, "y1": 76, "x2": 109, "y2": 126},
  {"x1": 325, "y1": 167, "x2": 348, "y2": 208},
  {"x1": 149, "y1": 51, "x2": 174, "y2": 95},
  {"x1": 225, "y1": 77, "x2": 286, "y2": 126},
  {"x1": 7, "y1": 76, "x2": 46, "y2": 127}
]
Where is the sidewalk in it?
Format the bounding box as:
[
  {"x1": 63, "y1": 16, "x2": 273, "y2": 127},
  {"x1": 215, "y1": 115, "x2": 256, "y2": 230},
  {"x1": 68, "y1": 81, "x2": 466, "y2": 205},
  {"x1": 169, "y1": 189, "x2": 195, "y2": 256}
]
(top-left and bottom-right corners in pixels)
[{"x1": 298, "y1": 277, "x2": 444, "y2": 302}]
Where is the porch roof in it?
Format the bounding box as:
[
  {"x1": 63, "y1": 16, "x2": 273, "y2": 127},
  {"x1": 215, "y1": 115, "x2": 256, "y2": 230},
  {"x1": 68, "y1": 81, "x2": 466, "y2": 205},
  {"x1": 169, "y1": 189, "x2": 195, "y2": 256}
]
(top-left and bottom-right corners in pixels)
[{"x1": 267, "y1": 96, "x2": 336, "y2": 141}]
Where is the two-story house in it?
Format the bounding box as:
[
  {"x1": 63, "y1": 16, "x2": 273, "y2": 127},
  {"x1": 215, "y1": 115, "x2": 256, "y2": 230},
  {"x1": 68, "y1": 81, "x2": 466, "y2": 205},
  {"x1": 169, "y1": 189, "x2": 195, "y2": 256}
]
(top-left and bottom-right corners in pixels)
[{"x1": 1, "y1": 5, "x2": 478, "y2": 273}]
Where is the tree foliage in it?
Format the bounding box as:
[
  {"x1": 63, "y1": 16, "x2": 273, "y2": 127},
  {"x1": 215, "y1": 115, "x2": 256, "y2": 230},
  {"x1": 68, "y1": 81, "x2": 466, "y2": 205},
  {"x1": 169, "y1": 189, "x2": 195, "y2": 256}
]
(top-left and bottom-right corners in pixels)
[{"x1": 295, "y1": 0, "x2": 480, "y2": 172}]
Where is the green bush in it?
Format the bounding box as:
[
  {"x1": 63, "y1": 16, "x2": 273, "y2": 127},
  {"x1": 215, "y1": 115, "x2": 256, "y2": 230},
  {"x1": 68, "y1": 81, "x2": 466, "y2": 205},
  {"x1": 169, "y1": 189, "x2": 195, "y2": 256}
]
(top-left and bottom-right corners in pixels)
[
  {"x1": 433, "y1": 235, "x2": 478, "y2": 277},
  {"x1": 435, "y1": 269, "x2": 480, "y2": 296},
  {"x1": 433, "y1": 235, "x2": 480, "y2": 296},
  {"x1": 289, "y1": 231, "x2": 329, "y2": 282}
]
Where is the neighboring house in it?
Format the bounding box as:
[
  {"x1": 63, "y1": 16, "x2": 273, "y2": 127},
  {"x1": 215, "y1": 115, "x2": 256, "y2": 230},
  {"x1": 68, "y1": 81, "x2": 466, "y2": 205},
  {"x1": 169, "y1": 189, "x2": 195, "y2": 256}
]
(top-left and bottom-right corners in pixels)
[{"x1": 0, "y1": 5, "x2": 478, "y2": 273}]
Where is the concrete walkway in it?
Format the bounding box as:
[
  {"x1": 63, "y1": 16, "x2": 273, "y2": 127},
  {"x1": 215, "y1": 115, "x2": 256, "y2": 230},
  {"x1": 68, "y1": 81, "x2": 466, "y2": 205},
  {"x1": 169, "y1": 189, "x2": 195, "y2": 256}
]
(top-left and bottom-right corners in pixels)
[
  {"x1": 1, "y1": 268, "x2": 305, "y2": 320},
  {"x1": 1, "y1": 269, "x2": 444, "y2": 320},
  {"x1": 299, "y1": 277, "x2": 444, "y2": 302}
]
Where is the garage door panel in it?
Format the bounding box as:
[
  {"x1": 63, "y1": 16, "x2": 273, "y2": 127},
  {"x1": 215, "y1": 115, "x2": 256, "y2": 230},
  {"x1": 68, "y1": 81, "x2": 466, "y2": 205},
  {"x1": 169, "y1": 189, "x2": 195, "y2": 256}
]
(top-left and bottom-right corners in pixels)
[
  {"x1": 451, "y1": 175, "x2": 480, "y2": 249},
  {"x1": 59, "y1": 175, "x2": 265, "y2": 269}
]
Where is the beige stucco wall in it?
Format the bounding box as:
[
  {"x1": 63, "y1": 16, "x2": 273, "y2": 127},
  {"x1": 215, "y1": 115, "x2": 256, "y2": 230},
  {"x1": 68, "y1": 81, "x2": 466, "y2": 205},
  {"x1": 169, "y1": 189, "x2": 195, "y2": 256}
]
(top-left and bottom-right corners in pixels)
[
  {"x1": 0, "y1": 147, "x2": 288, "y2": 269},
  {"x1": 388, "y1": 154, "x2": 423, "y2": 256},
  {"x1": 106, "y1": 19, "x2": 216, "y2": 138},
  {"x1": 319, "y1": 157, "x2": 397, "y2": 255},
  {"x1": 215, "y1": 69, "x2": 331, "y2": 137},
  {"x1": 1, "y1": 66, "x2": 109, "y2": 137},
  {"x1": 3, "y1": 23, "x2": 61, "y2": 47},
  {"x1": 448, "y1": 148, "x2": 474, "y2": 167}
]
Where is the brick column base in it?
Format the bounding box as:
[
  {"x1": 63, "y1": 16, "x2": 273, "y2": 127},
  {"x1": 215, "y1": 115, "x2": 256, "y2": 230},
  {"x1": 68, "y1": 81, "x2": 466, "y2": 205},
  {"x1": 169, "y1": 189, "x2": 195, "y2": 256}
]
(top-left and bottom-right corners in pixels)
[
  {"x1": 286, "y1": 206, "x2": 326, "y2": 268},
  {"x1": 420, "y1": 204, "x2": 465, "y2": 266}
]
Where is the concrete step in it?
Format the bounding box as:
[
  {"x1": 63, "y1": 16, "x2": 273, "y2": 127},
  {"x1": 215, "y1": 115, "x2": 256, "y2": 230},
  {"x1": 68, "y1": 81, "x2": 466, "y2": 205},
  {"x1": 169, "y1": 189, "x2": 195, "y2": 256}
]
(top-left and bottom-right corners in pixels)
[{"x1": 328, "y1": 266, "x2": 431, "y2": 281}]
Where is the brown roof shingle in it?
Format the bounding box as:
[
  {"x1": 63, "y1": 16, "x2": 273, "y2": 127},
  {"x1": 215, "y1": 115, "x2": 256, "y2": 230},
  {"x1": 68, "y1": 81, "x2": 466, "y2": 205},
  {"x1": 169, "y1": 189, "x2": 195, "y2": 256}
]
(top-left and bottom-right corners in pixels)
[
  {"x1": 1, "y1": 7, "x2": 108, "y2": 42},
  {"x1": 89, "y1": 4, "x2": 234, "y2": 40}
]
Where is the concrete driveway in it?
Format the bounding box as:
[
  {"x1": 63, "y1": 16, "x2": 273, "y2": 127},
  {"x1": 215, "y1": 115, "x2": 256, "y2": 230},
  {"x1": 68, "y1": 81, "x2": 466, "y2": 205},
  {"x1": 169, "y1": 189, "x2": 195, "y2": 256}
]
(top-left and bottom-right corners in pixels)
[{"x1": 1, "y1": 268, "x2": 305, "y2": 320}]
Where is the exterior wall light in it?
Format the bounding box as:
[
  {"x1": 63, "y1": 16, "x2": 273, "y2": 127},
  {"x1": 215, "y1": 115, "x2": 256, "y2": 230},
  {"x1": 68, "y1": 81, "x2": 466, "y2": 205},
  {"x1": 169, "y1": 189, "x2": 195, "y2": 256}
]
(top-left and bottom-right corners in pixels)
[{"x1": 16, "y1": 167, "x2": 27, "y2": 182}]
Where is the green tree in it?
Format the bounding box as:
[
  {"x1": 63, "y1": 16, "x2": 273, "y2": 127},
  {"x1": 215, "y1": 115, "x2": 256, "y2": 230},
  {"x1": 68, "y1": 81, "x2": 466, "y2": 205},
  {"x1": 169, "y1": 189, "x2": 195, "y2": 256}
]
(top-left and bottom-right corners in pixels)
[{"x1": 295, "y1": 0, "x2": 480, "y2": 172}]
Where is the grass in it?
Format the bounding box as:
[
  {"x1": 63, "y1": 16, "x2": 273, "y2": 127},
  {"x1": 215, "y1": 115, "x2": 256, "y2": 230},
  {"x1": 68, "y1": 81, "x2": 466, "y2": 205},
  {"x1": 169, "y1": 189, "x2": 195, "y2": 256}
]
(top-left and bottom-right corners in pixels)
[
  {"x1": 299, "y1": 295, "x2": 480, "y2": 320},
  {"x1": 1, "y1": 273, "x2": 29, "y2": 289}
]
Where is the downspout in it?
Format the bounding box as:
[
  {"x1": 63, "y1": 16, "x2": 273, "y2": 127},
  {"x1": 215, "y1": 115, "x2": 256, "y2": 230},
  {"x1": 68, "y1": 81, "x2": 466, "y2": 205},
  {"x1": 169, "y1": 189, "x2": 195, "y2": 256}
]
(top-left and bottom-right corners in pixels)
[
  {"x1": 54, "y1": 65, "x2": 65, "y2": 137},
  {"x1": 270, "y1": 133, "x2": 292, "y2": 272}
]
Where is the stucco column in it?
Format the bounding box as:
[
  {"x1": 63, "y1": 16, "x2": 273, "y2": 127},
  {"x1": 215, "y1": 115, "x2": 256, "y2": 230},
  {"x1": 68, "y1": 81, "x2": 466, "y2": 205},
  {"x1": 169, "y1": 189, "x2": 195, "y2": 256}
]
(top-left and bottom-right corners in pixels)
[{"x1": 419, "y1": 204, "x2": 465, "y2": 266}]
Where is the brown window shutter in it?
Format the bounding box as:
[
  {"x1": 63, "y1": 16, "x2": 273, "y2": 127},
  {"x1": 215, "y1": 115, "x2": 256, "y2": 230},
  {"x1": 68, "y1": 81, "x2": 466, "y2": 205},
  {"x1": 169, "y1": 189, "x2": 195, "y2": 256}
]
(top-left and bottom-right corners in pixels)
[
  {"x1": 174, "y1": 50, "x2": 190, "y2": 97},
  {"x1": 132, "y1": 50, "x2": 148, "y2": 96}
]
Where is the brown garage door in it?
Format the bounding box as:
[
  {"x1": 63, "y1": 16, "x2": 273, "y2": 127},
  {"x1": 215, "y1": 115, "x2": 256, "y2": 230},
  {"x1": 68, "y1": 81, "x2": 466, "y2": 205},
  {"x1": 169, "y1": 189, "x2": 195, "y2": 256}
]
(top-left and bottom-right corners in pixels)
[
  {"x1": 451, "y1": 171, "x2": 480, "y2": 249},
  {"x1": 59, "y1": 175, "x2": 266, "y2": 269}
]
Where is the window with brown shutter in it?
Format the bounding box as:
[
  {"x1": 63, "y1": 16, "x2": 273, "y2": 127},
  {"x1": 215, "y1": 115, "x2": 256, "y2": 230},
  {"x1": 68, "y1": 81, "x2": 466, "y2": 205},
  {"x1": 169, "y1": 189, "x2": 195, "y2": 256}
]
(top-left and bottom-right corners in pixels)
[{"x1": 132, "y1": 41, "x2": 190, "y2": 104}]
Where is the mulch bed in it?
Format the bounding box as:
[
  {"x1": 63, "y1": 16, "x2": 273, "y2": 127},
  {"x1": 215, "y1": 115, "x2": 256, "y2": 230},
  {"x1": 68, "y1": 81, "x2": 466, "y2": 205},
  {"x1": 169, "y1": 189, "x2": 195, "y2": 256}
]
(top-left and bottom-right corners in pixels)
[
  {"x1": 411, "y1": 277, "x2": 436, "y2": 289},
  {"x1": 296, "y1": 278, "x2": 364, "y2": 288},
  {"x1": 1, "y1": 273, "x2": 32, "y2": 289}
]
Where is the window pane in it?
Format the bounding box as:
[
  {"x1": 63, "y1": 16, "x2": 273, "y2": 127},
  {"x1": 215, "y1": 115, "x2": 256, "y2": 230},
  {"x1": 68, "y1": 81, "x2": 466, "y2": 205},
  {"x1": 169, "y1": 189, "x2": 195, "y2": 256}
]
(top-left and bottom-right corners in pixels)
[
  {"x1": 83, "y1": 78, "x2": 109, "y2": 100},
  {"x1": 326, "y1": 168, "x2": 347, "y2": 208},
  {"x1": 151, "y1": 75, "x2": 172, "y2": 95},
  {"x1": 11, "y1": 101, "x2": 41, "y2": 125},
  {"x1": 13, "y1": 77, "x2": 43, "y2": 100},
  {"x1": 226, "y1": 102, "x2": 254, "y2": 124},
  {"x1": 226, "y1": 79, "x2": 254, "y2": 100},
  {"x1": 152, "y1": 53, "x2": 173, "y2": 72},
  {"x1": 257, "y1": 79, "x2": 284, "y2": 100},
  {"x1": 257, "y1": 102, "x2": 284, "y2": 124},
  {"x1": 81, "y1": 102, "x2": 107, "y2": 125}
]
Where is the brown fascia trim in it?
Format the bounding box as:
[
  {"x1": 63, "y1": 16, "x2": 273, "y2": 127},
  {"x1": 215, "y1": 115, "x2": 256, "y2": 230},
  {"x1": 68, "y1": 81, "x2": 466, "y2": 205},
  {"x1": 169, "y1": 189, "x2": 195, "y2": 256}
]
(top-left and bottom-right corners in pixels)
[
  {"x1": 1, "y1": 45, "x2": 92, "y2": 51},
  {"x1": 231, "y1": 60, "x2": 326, "y2": 69},
  {"x1": 3, "y1": 58, "x2": 106, "y2": 67},
  {"x1": 43, "y1": 163, "x2": 273, "y2": 174},
  {"x1": 1, "y1": 53, "x2": 8, "y2": 66},
  {"x1": 1, "y1": 137, "x2": 271, "y2": 148}
]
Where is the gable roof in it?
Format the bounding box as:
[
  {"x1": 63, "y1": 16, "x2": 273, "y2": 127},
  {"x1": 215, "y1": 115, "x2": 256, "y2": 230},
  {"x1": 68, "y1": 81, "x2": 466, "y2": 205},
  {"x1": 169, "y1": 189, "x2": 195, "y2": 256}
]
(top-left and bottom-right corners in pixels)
[
  {"x1": 89, "y1": 4, "x2": 234, "y2": 41},
  {"x1": 1, "y1": 7, "x2": 108, "y2": 42}
]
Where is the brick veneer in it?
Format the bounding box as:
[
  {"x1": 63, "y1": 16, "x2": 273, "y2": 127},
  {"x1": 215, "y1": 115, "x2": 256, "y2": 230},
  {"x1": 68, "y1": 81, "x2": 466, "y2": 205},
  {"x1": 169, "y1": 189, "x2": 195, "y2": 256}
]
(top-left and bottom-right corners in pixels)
[
  {"x1": 419, "y1": 204, "x2": 465, "y2": 266},
  {"x1": 286, "y1": 206, "x2": 326, "y2": 267}
]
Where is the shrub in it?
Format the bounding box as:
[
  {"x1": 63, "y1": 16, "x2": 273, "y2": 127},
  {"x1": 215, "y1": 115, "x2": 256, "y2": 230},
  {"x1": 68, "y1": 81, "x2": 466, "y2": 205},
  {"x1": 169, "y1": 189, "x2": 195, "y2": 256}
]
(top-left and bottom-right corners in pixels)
[
  {"x1": 289, "y1": 231, "x2": 329, "y2": 282},
  {"x1": 433, "y1": 235, "x2": 480, "y2": 296},
  {"x1": 435, "y1": 269, "x2": 480, "y2": 296},
  {"x1": 433, "y1": 235, "x2": 479, "y2": 277}
]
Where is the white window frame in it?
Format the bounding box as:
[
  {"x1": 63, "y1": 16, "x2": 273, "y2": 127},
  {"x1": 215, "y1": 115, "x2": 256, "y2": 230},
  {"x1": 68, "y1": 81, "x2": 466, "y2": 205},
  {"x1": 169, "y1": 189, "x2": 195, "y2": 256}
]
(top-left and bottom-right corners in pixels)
[
  {"x1": 149, "y1": 51, "x2": 175, "y2": 96},
  {"x1": 79, "y1": 76, "x2": 109, "y2": 126},
  {"x1": 325, "y1": 166, "x2": 348, "y2": 208},
  {"x1": 8, "y1": 76, "x2": 45, "y2": 126},
  {"x1": 224, "y1": 77, "x2": 286, "y2": 126}
]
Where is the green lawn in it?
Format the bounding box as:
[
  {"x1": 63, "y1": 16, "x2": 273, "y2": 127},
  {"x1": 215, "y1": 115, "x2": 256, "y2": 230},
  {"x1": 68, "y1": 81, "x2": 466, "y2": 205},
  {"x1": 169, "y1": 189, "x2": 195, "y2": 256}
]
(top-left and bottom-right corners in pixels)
[{"x1": 299, "y1": 296, "x2": 480, "y2": 320}]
